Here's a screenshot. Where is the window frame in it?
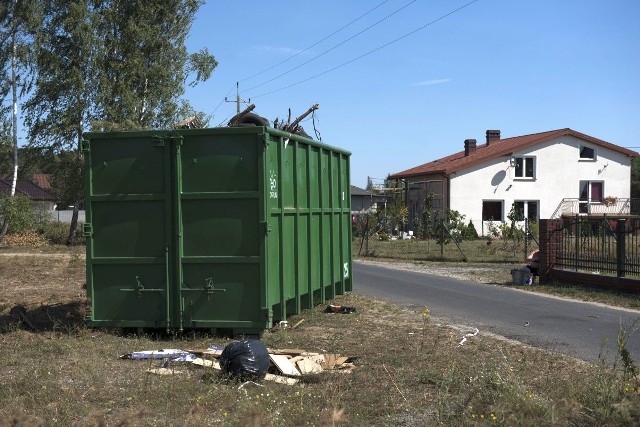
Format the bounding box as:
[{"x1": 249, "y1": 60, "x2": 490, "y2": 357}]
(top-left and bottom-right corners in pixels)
[
  {"x1": 579, "y1": 145, "x2": 597, "y2": 161},
  {"x1": 513, "y1": 200, "x2": 539, "y2": 222},
  {"x1": 513, "y1": 156, "x2": 535, "y2": 180},
  {"x1": 482, "y1": 200, "x2": 504, "y2": 222}
]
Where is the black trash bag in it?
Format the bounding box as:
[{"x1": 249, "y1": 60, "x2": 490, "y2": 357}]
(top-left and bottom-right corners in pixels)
[{"x1": 219, "y1": 339, "x2": 270, "y2": 379}]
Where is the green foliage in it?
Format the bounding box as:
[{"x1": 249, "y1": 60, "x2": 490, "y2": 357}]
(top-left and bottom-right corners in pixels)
[
  {"x1": 432, "y1": 209, "x2": 468, "y2": 245},
  {"x1": 94, "y1": 0, "x2": 217, "y2": 130},
  {"x1": 463, "y1": 220, "x2": 479, "y2": 240},
  {"x1": 415, "y1": 193, "x2": 435, "y2": 239},
  {"x1": 37, "y1": 220, "x2": 85, "y2": 245},
  {"x1": 0, "y1": 194, "x2": 34, "y2": 234},
  {"x1": 49, "y1": 150, "x2": 83, "y2": 209},
  {"x1": 632, "y1": 158, "x2": 640, "y2": 200}
]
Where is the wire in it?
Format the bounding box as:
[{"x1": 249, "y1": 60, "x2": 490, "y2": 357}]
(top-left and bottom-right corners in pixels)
[
  {"x1": 241, "y1": 0, "x2": 417, "y2": 94},
  {"x1": 239, "y1": 0, "x2": 392, "y2": 83},
  {"x1": 210, "y1": 1, "x2": 395, "y2": 117},
  {"x1": 210, "y1": 84, "x2": 236, "y2": 117},
  {"x1": 249, "y1": 0, "x2": 479, "y2": 99}
]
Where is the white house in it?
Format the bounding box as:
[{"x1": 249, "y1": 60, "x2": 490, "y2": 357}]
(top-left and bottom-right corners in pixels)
[{"x1": 388, "y1": 129, "x2": 639, "y2": 236}]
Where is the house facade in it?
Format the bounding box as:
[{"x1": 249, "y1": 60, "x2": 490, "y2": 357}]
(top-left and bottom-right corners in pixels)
[
  {"x1": 0, "y1": 177, "x2": 59, "y2": 211},
  {"x1": 389, "y1": 129, "x2": 639, "y2": 236}
]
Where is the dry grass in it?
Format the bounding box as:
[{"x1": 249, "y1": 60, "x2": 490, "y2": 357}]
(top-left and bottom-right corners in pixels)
[{"x1": 1, "y1": 246, "x2": 639, "y2": 426}]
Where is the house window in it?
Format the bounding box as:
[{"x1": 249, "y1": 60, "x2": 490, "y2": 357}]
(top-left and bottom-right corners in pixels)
[
  {"x1": 482, "y1": 200, "x2": 503, "y2": 221},
  {"x1": 513, "y1": 201, "x2": 538, "y2": 221},
  {"x1": 514, "y1": 156, "x2": 534, "y2": 179},
  {"x1": 580, "y1": 145, "x2": 596, "y2": 160}
]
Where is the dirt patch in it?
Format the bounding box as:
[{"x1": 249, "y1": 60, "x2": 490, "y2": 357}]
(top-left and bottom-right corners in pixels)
[{"x1": 0, "y1": 252, "x2": 86, "y2": 331}]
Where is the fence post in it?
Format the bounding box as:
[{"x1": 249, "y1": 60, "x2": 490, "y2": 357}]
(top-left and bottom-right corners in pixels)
[
  {"x1": 524, "y1": 218, "x2": 529, "y2": 259},
  {"x1": 574, "y1": 215, "x2": 580, "y2": 271},
  {"x1": 616, "y1": 218, "x2": 626, "y2": 278}
]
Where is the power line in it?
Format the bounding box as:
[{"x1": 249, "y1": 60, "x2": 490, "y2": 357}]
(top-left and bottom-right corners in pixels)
[
  {"x1": 249, "y1": 0, "x2": 479, "y2": 99},
  {"x1": 239, "y1": 0, "x2": 392, "y2": 83},
  {"x1": 210, "y1": 84, "x2": 236, "y2": 116},
  {"x1": 241, "y1": 0, "x2": 417, "y2": 95}
]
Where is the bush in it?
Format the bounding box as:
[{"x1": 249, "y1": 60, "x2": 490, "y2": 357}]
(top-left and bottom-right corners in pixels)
[
  {"x1": 37, "y1": 221, "x2": 86, "y2": 246},
  {"x1": 463, "y1": 220, "x2": 479, "y2": 240},
  {"x1": 0, "y1": 194, "x2": 34, "y2": 234}
]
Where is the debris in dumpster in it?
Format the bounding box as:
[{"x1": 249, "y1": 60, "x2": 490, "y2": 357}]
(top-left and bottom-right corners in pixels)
[
  {"x1": 219, "y1": 339, "x2": 271, "y2": 379},
  {"x1": 324, "y1": 304, "x2": 356, "y2": 314}
]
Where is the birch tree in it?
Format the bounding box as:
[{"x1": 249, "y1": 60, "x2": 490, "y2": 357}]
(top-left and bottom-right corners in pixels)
[{"x1": 0, "y1": 0, "x2": 41, "y2": 242}]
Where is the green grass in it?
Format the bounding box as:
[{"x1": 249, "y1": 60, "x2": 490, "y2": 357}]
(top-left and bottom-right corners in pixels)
[
  {"x1": 2, "y1": 292, "x2": 639, "y2": 426},
  {"x1": 1, "y1": 245, "x2": 640, "y2": 425}
]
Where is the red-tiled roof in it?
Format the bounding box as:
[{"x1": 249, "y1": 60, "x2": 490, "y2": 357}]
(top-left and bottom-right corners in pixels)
[
  {"x1": 389, "y1": 128, "x2": 640, "y2": 179},
  {"x1": 31, "y1": 173, "x2": 52, "y2": 190},
  {"x1": 0, "y1": 179, "x2": 59, "y2": 201}
]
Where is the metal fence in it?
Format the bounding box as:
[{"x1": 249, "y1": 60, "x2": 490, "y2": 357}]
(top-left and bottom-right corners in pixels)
[{"x1": 555, "y1": 216, "x2": 640, "y2": 277}]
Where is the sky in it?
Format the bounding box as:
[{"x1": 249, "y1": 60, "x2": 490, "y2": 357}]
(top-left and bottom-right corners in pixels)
[{"x1": 183, "y1": 0, "x2": 640, "y2": 188}]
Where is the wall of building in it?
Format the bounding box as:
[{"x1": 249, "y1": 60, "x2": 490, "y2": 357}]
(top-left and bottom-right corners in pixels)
[{"x1": 449, "y1": 135, "x2": 632, "y2": 235}]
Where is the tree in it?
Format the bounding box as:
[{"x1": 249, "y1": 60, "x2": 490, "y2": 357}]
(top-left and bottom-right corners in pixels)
[
  {"x1": 23, "y1": 0, "x2": 97, "y2": 245},
  {"x1": 0, "y1": 0, "x2": 42, "y2": 242},
  {"x1": 94, "y1": 0, "x2": 217, "y2": 130},
  {"x1": 631, "y1": 158, "x2": 640, "y2": 200},
  {"x1": 23, "y1": 0, "x2": 217, "y2": 244}
]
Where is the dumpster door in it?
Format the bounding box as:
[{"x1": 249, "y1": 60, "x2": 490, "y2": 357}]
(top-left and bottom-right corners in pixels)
[
  {"x1": 84, "y1": 134, "x2": 173, "y2": 329},
  {"x1": 176, "y1": 131, "x2": 267, "y2": 332}
]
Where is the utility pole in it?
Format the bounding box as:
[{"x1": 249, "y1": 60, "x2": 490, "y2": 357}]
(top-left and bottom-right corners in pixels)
[{"x1": 225, "y1": 82, "x2": 251, "y2": 115}]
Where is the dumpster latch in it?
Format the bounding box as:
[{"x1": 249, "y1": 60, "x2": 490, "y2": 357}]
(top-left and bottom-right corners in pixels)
[
  {"x1": 260, "y1": 221, "x2": 271, "y2": 235},
  {"x1": 135, "y1": 276, "x2": 144, "y2": 297},
  {"x1": 204, "y1": 277, "x2": 226, "y2": 301},
  {"x1": 83, "y1": 223, "x2": 92, "y2": 237},
  {"x1": 81, "y1": 139, "x2": 90, "y2": 152},
  {"x1": 152, "y1": 136, "x2": 164, "y2": 147}
]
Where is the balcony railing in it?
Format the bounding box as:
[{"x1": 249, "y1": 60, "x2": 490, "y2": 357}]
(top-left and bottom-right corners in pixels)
[{"x1": 550, "y1": 198, "x2": 640, "y2": 219}]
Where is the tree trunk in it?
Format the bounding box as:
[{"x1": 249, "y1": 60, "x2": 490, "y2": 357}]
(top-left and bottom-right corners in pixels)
[
  {"x1": 66, "y1": 200, "x2": 80, "y2": 246},
  {"x1": 67, "y1": 117, "x2": 85, "y2": 246}
]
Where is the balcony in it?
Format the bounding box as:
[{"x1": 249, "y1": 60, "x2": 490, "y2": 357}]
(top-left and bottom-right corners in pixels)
[{"x1": 551, "y1": 198, "x2": 640, "y2": 219}]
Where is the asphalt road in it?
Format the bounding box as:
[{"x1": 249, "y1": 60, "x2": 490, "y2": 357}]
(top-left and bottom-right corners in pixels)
[{"x1": 353, "y1": 261, "x2": 640, "y2": 364}]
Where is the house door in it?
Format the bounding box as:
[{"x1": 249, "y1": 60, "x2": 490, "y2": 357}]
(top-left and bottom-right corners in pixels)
[{"x1": 579, "y1": 181, "x2": 603, "y2": 214}]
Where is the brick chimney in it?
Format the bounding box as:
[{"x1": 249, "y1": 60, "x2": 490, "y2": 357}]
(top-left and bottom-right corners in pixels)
[
  {"x1": 486, "y1": 130, "x2": 500, "y2": 145},
  {"x1": 464, "y1": 139, "x2": 477, "y2": 156}
]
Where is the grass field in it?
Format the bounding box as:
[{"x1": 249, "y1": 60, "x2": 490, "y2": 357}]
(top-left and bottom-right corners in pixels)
[{"x1": 1, "y1": 246, "x2": 640, "y2": 426}]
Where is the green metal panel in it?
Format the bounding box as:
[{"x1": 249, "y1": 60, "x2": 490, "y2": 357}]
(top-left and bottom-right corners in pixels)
[{"x1": 84, "y1": 127, "x2": 351, "y2": 334}]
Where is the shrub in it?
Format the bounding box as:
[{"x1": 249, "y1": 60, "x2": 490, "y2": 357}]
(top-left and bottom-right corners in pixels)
[
  {"x1": 463, "y1": 220, "x2": 479, "y2": 240},
  {"x1": 0, "y1": 194, "x2": 34, "y2": 234},
  {"x1": 37, "y1": 221, "x2": 86, "y2": 246}
]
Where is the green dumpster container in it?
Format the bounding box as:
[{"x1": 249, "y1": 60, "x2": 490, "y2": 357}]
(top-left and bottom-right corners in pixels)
[{"x1": 82, "y1": 126, "x2": 352, "y2": 335}]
